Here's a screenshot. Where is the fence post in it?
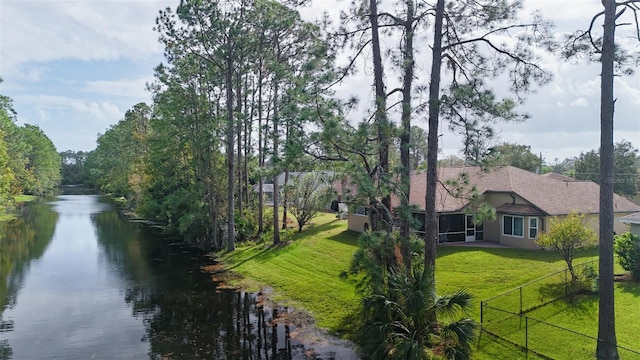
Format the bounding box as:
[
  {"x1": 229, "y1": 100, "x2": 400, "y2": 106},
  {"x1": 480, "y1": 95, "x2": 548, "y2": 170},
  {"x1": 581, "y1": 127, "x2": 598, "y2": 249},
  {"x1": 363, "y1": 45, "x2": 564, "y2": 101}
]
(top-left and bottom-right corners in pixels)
[
  {"x1": 519, "y1": 286, "x2": 523, "y2": 314},
  {"x1": 525, "y1": 316, "x2": 529, "y2": 358},
  {"x1": 564, "y1": 269, "x2": 568, "y2": 298},
  {"x1": 480, "y1": 301, "x2": 484, "y2": 325}
]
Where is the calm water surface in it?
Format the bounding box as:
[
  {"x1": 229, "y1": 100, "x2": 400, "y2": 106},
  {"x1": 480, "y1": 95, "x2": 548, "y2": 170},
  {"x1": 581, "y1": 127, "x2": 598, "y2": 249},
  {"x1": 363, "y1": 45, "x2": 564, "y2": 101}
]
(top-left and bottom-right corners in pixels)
[{"x1": 0, "y1": 195, "x2": 358, "y2": 359}]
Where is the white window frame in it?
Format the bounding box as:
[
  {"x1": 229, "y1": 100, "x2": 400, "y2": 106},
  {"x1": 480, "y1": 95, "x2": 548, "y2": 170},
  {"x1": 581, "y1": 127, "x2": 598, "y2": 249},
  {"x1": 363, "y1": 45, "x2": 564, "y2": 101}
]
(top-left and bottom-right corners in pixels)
[
  {"x1": 529, "y1": 217, "x2": 539, "y2": 239},
  {"x1": 503, "y1": 215, "x2": 524, "y2": 238}
]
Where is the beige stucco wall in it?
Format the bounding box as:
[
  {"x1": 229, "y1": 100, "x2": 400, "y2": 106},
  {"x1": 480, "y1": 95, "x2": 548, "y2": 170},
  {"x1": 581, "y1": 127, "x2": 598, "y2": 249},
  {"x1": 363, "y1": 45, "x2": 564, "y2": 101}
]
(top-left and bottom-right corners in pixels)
[
  {"x1": 553, "y1": 212, "x2": 635, "y2": 236},
  {"x1": 483, "y1": 192, "x2": 531, "y2": 207},
  {"x1": 483, "y1": 220, "x2": 501, "y2": 244},
  {"x1": 483, "y1": 192, "x2": 541, "y2": 248},
  {"x1": 628, "y1": 224, "x2": 640, "y2": 237},
  {"x1": 499, "y1": 235, "x2": 539, "y2": 249}
]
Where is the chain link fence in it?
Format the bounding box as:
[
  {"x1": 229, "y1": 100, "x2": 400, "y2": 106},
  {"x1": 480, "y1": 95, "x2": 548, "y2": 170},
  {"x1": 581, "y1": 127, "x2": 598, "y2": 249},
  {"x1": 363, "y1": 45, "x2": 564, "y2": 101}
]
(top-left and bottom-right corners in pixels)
[{"x1": 480, "y1": 260, "x2": 640, "y2": 359}]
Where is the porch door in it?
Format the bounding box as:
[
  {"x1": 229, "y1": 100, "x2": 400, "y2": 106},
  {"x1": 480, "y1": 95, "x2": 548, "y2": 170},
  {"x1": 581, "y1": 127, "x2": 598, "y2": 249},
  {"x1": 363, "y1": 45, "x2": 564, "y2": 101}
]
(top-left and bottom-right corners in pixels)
[{"x1": 465, "y1": 215, "x2": 476, "y2": 242}]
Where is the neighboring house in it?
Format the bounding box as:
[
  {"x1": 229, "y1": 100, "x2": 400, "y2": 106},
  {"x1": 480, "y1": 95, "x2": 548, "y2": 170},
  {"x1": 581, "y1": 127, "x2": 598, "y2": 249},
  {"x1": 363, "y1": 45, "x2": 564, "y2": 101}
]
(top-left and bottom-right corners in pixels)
[
  {"x1": 348, "y1": 166, "x2": 640, "y2": 249},
  {"x1": 252, "y1": 183, "x2": 274, "y2": 206},
  {"x1": 253, "y1": 171, "x2": 341, "y2": 208},
  {"x1": 618, "y1": 212, "x2": 640, "y2": 237}
]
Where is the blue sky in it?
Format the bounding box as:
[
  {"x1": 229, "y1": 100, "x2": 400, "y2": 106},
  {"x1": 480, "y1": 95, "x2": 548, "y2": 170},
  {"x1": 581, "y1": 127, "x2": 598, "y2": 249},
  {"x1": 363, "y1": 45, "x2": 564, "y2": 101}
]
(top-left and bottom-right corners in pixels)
[{"x1": 1, "y1": 0, "x2": 638, "y2": 162}]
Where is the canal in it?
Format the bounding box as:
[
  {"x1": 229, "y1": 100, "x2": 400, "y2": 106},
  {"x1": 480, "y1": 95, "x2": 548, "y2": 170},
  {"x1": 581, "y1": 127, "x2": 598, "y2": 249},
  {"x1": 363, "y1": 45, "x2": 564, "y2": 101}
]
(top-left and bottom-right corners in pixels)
[{"x1": 0, "y1": 195, "x2": 358, "y2": 359}]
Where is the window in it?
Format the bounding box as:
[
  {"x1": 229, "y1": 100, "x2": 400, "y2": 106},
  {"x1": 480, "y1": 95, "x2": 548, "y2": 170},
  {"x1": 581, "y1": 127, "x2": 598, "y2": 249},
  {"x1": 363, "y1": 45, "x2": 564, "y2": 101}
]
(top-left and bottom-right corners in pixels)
[
  {"x1": 503, "y1": 215, "x2": 524, "y2": 237},
  {"x1": 529, "y1": 217, "x2": 539, "y2": 239}
]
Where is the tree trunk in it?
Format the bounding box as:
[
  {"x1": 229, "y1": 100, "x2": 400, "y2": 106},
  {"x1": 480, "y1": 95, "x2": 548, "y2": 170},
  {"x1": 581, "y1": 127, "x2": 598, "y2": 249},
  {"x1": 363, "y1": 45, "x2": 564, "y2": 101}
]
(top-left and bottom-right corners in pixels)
[
  {"x1": 226, "y1": 38, "x2": 236, "y2": 252},
  {"x1": 424, "y1": 0, "x2": 445, "y2": 273},
  {"x1": 236, "y1": 73, "x2": 243, "y2": 215},
  {"x1": 272, "y1": 81, "x2": 281, "y2": 245},
  {"x1": 257, "y1": 69, "x2": 265, "y2": 234},
  {"x1": 244, "y1": 75, "x2": 252, "y2": 206},
  {"x1": 282, "y1": 170, "x2": 289, "y2": 230},
  {"x1": 399, "y1": 0, "x2": 415, "y2": 269},
  {"x1": 369, "y1": 0, "x2": 391, "y2": 233},
  {"x1": 596, "y1": 1, "x2": 618, "y2": 358}
]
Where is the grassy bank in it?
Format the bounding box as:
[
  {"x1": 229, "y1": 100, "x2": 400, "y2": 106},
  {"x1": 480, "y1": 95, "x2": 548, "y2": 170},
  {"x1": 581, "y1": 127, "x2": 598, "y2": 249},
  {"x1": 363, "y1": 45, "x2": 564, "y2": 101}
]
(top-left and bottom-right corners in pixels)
[
  {"x1": 219, "y1": 212, "x2": 627, "y2": 359},
  {"x1": 221, "y1": 212, "x2": 360, "y2": 335}
]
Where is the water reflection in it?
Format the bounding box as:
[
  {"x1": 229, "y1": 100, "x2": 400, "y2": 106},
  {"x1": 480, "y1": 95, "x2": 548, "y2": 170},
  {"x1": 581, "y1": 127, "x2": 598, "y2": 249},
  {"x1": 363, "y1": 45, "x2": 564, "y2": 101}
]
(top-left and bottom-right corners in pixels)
[
  {"x1": 0, "y1": 196, "x2": 357, "y2": 359},
  {"x1": 0, "y1": 201, "x2": 58, "y2": 360},
  {"x1": 91, "y1": 207, "x2": 340, "y2": 359}
]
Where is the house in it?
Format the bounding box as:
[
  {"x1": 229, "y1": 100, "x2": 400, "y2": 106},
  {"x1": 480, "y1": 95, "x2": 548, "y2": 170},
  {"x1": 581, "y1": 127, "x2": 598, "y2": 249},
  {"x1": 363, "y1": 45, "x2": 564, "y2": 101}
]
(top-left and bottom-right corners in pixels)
[
  {"x1": 252, "y1": 183, "x2": 275, "y2": 205},
  {"x1": 618, "y1": 212, "x2": 640, "y2": 237},
  {"x1": 348, "y1": 166, "x2": 640, "y2": 249},
  {"x1": 253, "y1": 171, "x2": 341, "y2": 208}
]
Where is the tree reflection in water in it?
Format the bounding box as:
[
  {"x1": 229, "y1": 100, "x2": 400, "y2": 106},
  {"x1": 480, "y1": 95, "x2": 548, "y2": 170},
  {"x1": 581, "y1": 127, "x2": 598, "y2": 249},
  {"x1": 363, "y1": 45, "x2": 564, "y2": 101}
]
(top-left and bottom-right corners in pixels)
[
  {"x1": 92, "y1": 209, "x2": 350, "y2": 359},
  {"x1": 0, "y1": 202, "x2": 58, "y2": 360}
]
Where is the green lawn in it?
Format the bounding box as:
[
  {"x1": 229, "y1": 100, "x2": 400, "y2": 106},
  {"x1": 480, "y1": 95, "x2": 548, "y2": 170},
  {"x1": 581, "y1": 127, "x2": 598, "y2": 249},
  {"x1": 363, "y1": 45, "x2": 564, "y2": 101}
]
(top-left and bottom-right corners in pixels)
[
  {"x1": 523, "y1": 284, "x2": 640, "y2": 357},
  {"x1": 219, "y1": 212, "x2": 637, "y2": 359}
]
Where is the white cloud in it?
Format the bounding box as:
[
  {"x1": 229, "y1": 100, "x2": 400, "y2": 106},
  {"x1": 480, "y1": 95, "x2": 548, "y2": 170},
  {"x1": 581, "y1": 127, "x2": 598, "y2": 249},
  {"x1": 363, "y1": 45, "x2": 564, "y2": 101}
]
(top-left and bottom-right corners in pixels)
[
  {"x1": 0, "y1": 0, "x2": 174, "y2": 72},
  {"x1": 16, "y1": 94, "x2": 121, "y2": 119},
  {"x1": 14, "y1": 94, "x2": 125, "y2": 151},
  {"x1": 83, "y1": 77, "x2": 154, "y2": 99},
  {"x1": 569, "y1": 97, "x2": 588, "y2": 107}
]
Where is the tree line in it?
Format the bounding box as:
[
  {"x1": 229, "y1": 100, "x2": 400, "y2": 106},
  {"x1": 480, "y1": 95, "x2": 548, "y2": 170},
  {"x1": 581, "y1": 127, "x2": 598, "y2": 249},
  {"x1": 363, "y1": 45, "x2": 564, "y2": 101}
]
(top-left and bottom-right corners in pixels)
[{"x1": 0, "y1": 78, "x2": 61, "y2": 215}]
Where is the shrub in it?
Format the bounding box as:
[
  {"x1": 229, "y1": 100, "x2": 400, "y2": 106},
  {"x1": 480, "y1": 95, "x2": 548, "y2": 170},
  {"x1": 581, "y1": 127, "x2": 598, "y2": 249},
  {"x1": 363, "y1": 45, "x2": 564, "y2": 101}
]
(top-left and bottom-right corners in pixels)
[
  {"x1": 536, "y1": 213, "x2": 597, "y2": 286},
  {"x1": 235, "y1": 208, "x2": 258, "y2": 242},
  {"x1": 614, "y1": 232, "x2": 640, "y2": 281},
  {"x1": 577, "y1": 263, "x2": 598, "y2": 293}
]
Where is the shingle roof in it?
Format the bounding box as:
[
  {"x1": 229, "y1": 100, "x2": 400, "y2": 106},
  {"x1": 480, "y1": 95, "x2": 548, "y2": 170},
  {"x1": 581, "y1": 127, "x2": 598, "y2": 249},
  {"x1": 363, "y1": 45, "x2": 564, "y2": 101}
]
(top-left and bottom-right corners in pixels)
[
  {"x1": 619, "y1": 212, "x2": 640, "y2": 224},
  {"x1": 541, "y1": 172, "x2": 576, "y2": 182},
  {"x1": 404, "y1": 166, "x2": 640, "y2": 215}
]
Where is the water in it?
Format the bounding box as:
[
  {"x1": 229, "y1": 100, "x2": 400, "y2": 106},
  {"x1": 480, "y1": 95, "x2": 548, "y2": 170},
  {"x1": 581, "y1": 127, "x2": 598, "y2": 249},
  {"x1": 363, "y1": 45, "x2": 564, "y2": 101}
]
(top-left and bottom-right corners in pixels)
[{"x1": 0, "y1": 195, "x2": 358, "y2": 359}]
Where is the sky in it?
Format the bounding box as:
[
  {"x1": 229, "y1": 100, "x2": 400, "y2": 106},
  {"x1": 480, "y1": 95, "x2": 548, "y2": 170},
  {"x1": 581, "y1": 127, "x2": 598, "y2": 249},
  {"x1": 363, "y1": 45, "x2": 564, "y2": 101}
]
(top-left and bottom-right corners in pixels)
[{"x1": 0, "y1": 0, "x2": 638, "y2": 163}]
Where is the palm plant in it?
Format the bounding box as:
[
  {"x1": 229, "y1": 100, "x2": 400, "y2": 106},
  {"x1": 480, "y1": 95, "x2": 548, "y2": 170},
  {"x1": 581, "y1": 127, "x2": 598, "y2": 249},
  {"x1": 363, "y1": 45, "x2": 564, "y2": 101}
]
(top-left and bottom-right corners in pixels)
[{"x1": 352, "y1": 236, "x2": 477, "y2": 360}]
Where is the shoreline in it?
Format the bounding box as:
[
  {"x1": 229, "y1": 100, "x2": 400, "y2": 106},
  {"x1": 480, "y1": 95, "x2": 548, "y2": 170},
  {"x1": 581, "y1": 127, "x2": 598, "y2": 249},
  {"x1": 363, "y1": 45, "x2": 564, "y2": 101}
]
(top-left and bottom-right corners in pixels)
[{"x1": 203, "y1": 255, "x2": 362, "y2": 359}]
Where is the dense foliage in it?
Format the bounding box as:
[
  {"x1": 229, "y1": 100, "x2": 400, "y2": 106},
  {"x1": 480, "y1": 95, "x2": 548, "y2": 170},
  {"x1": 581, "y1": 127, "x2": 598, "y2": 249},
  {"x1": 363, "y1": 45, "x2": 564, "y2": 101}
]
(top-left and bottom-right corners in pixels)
[
  {"x1": 59, "y1": 150, "x2": 88, "y2": 185},
  {"x1": 613, "y1": 232, "x2": 640, "y2": 281},
  {"x1": 574, "y1": 140, "x2": 639, "y2": 197},
  {"x1": 0, "y1": 81, "x2": 61, "y2": 215}
]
